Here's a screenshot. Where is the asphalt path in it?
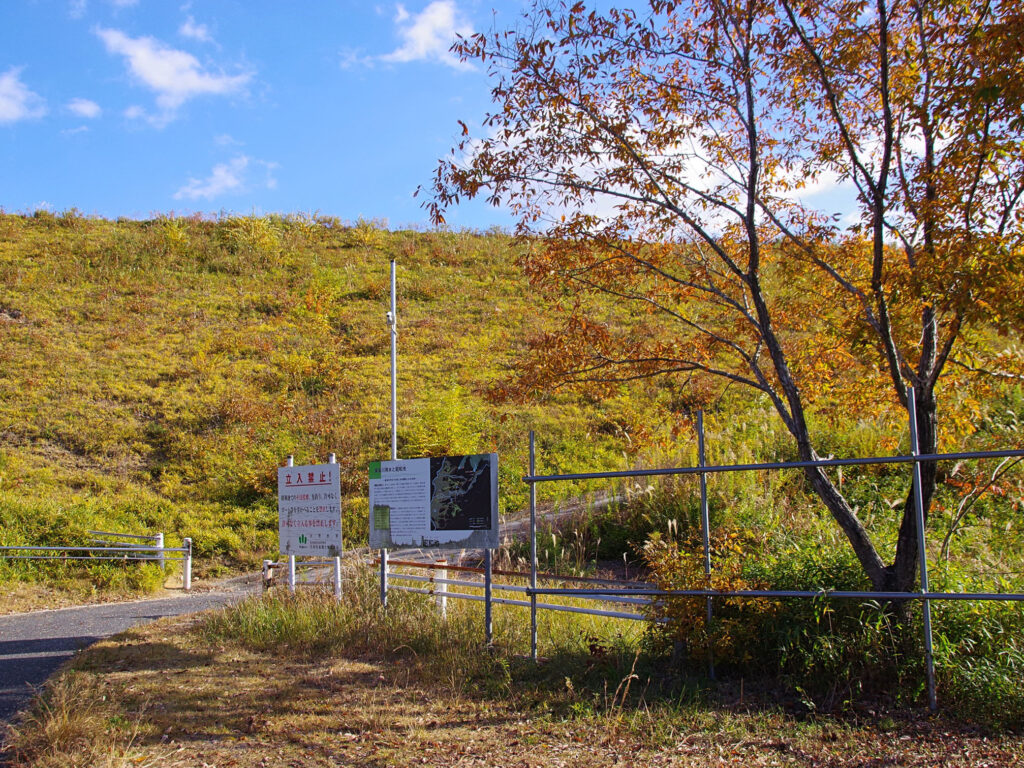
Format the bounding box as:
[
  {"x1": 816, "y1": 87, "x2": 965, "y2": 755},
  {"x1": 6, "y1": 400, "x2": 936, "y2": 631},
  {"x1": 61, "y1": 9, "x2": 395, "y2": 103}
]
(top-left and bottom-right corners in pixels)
[{"x1": 0, "y1": 578, "x2": 258, "y2": 726}]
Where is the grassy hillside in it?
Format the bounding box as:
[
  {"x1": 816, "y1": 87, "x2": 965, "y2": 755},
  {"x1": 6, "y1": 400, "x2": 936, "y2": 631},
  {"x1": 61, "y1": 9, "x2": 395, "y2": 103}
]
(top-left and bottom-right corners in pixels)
[
  {"x1": 1, "y1": 210, "x2": 1022, "y2": 719},
  {"x1": 0, "y1": 211, "x2": 679, "y2": 588}
]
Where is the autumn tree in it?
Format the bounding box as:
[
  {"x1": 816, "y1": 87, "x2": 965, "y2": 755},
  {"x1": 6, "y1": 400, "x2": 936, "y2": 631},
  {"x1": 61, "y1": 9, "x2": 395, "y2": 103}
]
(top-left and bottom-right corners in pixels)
[{"x1": 428, "y1": 0, "x2": 1024, "y2": 593}]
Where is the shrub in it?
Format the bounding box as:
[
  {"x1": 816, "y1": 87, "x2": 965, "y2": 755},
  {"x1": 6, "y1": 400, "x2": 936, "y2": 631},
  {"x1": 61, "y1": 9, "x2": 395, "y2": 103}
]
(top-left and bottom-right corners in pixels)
[{"x1": 642, "y1": 529, "x2": 780, "y2": 671}]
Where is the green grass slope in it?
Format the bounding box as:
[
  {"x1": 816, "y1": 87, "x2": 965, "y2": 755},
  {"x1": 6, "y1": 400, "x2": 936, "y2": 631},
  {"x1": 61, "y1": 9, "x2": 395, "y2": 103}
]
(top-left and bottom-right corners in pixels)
[{"x1": 0, "y1": 211, "x2": 672, "y2": 583}]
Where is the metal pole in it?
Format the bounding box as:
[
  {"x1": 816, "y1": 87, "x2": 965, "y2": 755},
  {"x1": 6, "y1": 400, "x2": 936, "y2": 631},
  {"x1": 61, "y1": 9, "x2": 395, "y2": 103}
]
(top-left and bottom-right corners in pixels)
[
  {"x1": 485, "y1": 548, "x2": 493, "y2": 645},
  {"x1": 382, "y1": 259, "x2": 397, "y2": 608},
  {"x1": 329, "y1": 453, "x2": 342, "y2": 601},
  {"x1": 334, "y1": 557, "x2": 342, "y2": 602},
  {"x1": 155, "y1": 532, "x2": 165, "y2": 572},
  {"x1": 698, "y1": 411, "x2": 715, "y2": 680},
  {"x1": 436, "y1": 559, "x2": 448, "y2": 619},
  {"x1": 182, "y1": 538, "x2": 192, "y2": 591},
  {"x1": 908, "y1": 386, "x2": 938, "y2": 712},
  {"x1": 529, "y1": 430, "x2": 538, "y2": 661},
  {"x1": 286, "y1": 454, "x2": 296, "y2": 596}
]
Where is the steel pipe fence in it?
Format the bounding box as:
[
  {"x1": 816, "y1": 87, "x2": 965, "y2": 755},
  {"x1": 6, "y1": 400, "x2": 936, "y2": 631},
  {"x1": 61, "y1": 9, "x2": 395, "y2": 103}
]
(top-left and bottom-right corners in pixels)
[
  {"x1": 382, "y1": 565, "x2": 650, "y2": 622},
  {"x1": 520, "y1": 388, "x2": 1023, "y2": 712}
]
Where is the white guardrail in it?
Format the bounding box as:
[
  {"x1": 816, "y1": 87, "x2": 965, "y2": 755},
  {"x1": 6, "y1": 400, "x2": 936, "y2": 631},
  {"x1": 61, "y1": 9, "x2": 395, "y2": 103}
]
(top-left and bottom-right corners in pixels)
[
  {"x1": 0, "y1": 530, "x2": 192, "y2": 591},
  {"x1": 380, "y1": 559, "x2": 655, "y2": 623}
]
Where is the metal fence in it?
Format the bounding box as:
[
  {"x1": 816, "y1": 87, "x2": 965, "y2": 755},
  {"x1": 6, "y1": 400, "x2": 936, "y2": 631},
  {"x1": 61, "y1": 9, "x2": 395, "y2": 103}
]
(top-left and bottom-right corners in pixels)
[
  {"x1": 0, "y1": 530, "x2": 193, "y2": 590},
  {"x1": 380, "y1": 556, "x2": 655, "y2": 643},
  {"x1": 520, "y1": 388, "x2": 1024, "y2": 712},
  {"x1": 374, "y1": 388, "x2": 1023, "y2": 712}
]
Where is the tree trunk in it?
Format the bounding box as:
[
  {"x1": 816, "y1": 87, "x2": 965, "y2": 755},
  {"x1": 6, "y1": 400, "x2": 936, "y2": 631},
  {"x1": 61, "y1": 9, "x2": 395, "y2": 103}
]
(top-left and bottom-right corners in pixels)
[{"x1": 886, "y1": 384, "x2": 939, "y2": 593}]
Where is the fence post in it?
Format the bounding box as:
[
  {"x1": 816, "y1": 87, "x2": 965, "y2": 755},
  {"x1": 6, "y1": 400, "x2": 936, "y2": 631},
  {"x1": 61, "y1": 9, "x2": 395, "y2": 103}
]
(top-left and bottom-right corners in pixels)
[
  {"x1": 529, "y1": 430, "x2": 538, "y2": 661},
  {"x1": 288, "y1": 554, "x2": 296, "y2": 595},
  {"x1": 155, "y1": 532, "x2": 165, "y2": 571},
  {"x1": 262, "y1": 559, "x2": 273, "y2": 592},
  {"x1": 333, "y1": 556, "x2": 342, "y2": 602},
  {"x1": 698, "y1": 411, "x2": 715, "y2": 680},
  {"x1": 182, "y1": 538, "x2": 192, "y2": 591},
  {"x1": 436, "y1": 559, "x2": 448, "y2": 620},
  {"x1": 908, "y1": 386, "x2": 938, "y2": 712},
  {"x1": 484, "y1": 549, "x2": 493, "y2": 645}
]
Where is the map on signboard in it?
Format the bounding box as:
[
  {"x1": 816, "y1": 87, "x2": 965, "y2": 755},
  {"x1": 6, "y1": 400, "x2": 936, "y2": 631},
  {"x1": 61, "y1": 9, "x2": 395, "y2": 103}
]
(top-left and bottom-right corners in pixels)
[
  {"x1": 430, "y1": 455, "x2": 490, "y2": 531},
  {"x1": 368, "y1": 453, "x2": 498, "y2": 550}
]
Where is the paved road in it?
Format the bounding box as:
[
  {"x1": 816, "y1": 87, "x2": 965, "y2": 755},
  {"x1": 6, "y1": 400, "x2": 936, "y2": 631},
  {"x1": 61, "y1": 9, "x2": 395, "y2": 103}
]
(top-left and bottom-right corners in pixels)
[{"x1": 0, "y1": 577, "x2": 257, "y2": 725}]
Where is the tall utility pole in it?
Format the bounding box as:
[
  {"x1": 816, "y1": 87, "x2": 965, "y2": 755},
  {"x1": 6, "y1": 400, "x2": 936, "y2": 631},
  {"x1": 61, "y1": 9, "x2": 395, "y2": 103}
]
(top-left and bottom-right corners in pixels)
[{"x1": 381, "y1": 259, "x2": 398, "y2": 607}]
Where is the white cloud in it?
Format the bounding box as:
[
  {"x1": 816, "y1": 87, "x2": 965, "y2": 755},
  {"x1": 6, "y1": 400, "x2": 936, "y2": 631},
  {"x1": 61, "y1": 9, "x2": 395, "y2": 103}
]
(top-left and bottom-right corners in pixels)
[
  {"x1": 95, "y1": 27, "x2": 250, "y2": 118},
  {"x1": 0, "y1": 68, "x2": 47, "y2": 124},
  {"x1": 67, "y1": 97, "x2": 102, "y2": 118},
  {"x1": 179, "y1": 16, "x2": 213, "y2": 43},
  {"x1": 381, "y1": 1, "x2": 473, "y2": 69},
  {"x1": 339, "y1": 47, "x2": 373, "y2": 70},
  {"x1": 173, "y1": 155, "x2": 278, "y2": 201}
]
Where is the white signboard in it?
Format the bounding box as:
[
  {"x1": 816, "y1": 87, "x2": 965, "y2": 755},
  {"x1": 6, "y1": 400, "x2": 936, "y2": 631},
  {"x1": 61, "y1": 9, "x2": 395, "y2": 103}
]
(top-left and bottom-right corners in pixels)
[
  {"x1": 368, "y1": 453, "x2": 498, "y2": 550},
  {"x1": 278, "y1": 463, "x2": 342, "y2": 557}
]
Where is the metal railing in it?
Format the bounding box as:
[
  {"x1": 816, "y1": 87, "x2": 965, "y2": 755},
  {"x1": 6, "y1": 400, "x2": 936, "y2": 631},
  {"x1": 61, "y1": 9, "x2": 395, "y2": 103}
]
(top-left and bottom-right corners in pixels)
[
  {"x1": 383, "y1": 558, "x2": 654, "y2": 614},
  {"x1": 0, "y1": 531, "x2": 193, "y2": 591},
  {"x1": 521, "y1": 388, "x2": 1024, "y2": 712},
  {"x1": 379, "y1": 558, "x2": 655, "y2": 643}
]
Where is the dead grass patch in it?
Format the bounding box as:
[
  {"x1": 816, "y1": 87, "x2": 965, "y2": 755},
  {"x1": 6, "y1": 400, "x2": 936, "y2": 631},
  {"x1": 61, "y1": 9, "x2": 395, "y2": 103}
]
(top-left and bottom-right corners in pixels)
[
  {"x1": 0, "y1": 581, "x2": 182, "y2": 617},
  {"x1": 3, "y1": 609, "x2": 1023, "y2": 767}
]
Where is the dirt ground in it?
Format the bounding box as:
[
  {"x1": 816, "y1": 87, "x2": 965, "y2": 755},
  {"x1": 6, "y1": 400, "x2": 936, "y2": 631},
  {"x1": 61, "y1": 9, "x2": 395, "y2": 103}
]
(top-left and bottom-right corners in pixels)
[{"x1": 3, "y1": 614, "x2": 1022, "y2": 768}]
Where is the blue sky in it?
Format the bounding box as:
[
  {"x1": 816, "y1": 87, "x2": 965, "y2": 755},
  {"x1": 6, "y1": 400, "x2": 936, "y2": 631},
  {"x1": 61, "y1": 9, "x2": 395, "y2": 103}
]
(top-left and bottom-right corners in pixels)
[{"x1": 0, "y1": 0, "x2": 526, "y2": 229}]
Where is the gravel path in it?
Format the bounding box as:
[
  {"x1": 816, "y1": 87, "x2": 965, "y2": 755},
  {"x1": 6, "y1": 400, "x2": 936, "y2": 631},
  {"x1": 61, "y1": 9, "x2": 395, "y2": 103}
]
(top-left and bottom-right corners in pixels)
[{"x1": 0, "y1": 576, "x2": 258, "y2": 725}]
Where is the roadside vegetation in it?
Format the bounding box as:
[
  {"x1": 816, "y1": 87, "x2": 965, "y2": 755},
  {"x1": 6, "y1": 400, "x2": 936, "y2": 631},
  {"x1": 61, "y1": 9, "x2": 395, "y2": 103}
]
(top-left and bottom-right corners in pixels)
[{"x1": 4, "y1": 577, "x2": 1024, "y2": 767}]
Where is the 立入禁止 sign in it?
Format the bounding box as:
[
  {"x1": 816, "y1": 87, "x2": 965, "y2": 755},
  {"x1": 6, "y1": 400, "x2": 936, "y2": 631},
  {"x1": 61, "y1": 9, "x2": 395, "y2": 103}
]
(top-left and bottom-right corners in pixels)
[{"x1": 278, "y1": 463, "x2": 342, "y2": 556}]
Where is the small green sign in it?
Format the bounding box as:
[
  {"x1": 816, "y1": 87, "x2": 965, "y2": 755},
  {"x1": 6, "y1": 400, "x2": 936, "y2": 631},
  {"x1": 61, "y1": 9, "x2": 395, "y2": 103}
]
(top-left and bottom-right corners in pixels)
[
  {"x1": 369, "y1": 461, "x2": 381, "y2": 480},
  {"x1": 373, "y1": 504, "x2": 390, "y2": 531}
]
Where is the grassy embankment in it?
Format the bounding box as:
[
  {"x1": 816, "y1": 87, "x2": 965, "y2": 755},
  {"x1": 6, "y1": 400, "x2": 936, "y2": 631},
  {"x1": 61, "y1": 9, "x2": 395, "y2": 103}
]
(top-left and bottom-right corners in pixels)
[{"x1": 0, "y1": 210, "x2": 679, "y2": 607}]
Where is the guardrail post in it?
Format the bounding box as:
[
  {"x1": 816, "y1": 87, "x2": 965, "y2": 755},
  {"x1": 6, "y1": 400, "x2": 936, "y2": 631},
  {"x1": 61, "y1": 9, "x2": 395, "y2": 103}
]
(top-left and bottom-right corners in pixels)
[
  {"x1": 262, "y1": 559, "x2": 273, "y2": 591},
  {"x1": 182, "y1": 538, "x2": 192, "y2": 591},
  {"x1": 288, "y1": 554, "x2": 296, "y2": 594},
  {"x1": 155, "y1": 532, "x2": 165, "y2": 571},
  {"x1": 436, "y1": 559, "x2": 448, "y2": 619}
]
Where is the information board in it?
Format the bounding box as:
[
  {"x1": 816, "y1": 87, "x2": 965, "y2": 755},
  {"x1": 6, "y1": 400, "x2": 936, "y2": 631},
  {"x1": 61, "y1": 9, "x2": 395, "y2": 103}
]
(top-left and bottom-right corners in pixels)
[
  {"x1": 368, "y1": 453, "x2": 498, "y2": 550},
  {"x1": 278, "y1": 463, "x2": 342, "y2": 557}
]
